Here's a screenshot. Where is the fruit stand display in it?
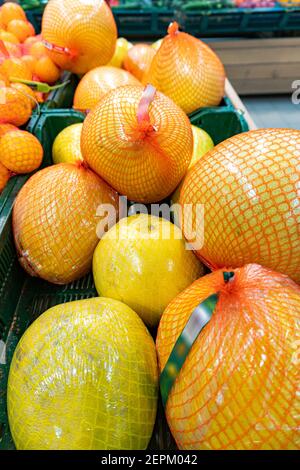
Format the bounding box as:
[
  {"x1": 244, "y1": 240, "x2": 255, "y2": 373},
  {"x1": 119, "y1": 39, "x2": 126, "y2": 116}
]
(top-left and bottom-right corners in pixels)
[{"x1": 0, "y1": 0, "x2": 299, "y2": 453}]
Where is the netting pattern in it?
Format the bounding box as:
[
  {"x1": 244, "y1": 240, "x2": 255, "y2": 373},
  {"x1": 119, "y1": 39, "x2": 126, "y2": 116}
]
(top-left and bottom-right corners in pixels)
[
  {"x1": 0, "y1": 87, "x2": 32, "y2": 126},
  {"x1": 0, "y1": 161, "x2": 10, "y2": 192},
  {"x1": 13, "y1": 163, "x2": 119, "y2": 284},
  {"x1": 73, "y1": 66, "x2": 141, "y2": 113},
  {"x1": 42, "y1": 0, "x2": 117, "y2": 74},
  {"x1": 81, "y1": 85, "x2": 193, "y2": 203},
  {"x1": 181, "y1": 128, "x2": 300, "y2": 283},
  {"x1": 0, "y1": 130, "x2": 43, "y2": 173},
  {"x1": 8, "y1": 298, "x2": 158, "y2": 450},
  {"x1": 144, "y1": 27, "x2": 225, "y2": 114},
  {"x1": 156, "y1": 264, "x2": 300, "y2": 450},
  {"x1": 123, "y1": 44, "x2": 156, "y2": 82}
]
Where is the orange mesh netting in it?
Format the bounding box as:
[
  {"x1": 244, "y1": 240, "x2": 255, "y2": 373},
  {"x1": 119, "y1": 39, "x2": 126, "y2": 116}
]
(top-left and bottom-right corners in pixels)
[
  {"x1": 144, "y1": 22, "x2": 225, "y2": 115},
  {"x1": 81, "y1": 84, "x2": 193, "y2": 203},
  {"x1": 0, "y1": 86, "x2": 32, "y2": 126},
  {"x1": 123, "y1": 44, "x2": 156, "y2": 82},
  {"x1": 13, "y1": 163, "x2": 119, "y2": 284},
  {"x1": 157, "y1": 264, "x2": 300, "y2": 450},
  {"x1": 41, "y1": 0, "x2": 117, "y2": 75},
  {"x1": 73, "y1": 66, "x2": 141, "y2": 113},
  {"x1": 180, "y1": 128, "x2": 300, "y2": 284}
]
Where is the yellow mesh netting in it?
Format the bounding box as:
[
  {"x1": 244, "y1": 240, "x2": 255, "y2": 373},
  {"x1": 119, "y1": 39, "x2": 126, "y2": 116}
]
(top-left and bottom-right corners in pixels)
[
  {"x1": 181, "y1": 128, "x2": 300, "y2": 284},
  {"x1": 81, "y1": 84, "x2": 193, "y2": 203},
  {"x1": 144, "y1": 22, "x2": 225, "y2": 114},
  {"x1": 157, "y1": 264, "x2": 300, "y2": 450},
  {"x1": 41, "y1": 0, "x2": 117, "y2": 74},
  {"x1": 13, "y1": 163, "x2": 119, "y2": 284},
  {"x1": 73, "y1": 66, "x2": 141, "y2": 113}
]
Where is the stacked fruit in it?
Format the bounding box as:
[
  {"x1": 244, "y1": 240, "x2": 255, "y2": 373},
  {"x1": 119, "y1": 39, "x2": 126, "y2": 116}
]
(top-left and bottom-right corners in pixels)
[{"x1": 4, "y1": 0, "x2": 300, "y2": 452}]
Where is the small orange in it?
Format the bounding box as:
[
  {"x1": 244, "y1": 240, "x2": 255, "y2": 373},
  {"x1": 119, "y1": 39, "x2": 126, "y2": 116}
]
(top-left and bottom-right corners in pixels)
[
  {"x1": 0, "y1": 87, "x2": 32, "y2": 126},
  {"x1": 0, "y1": 70, "x2": 9, "y2": 86},
  {"x1": 0, "y1": 57, "x2": 32, "y2": 81},
  {"x1": 1, "y1": 3, "x2": 26, "y2": 27},
  {"x1": 0, "y1": 161, "x2": 10, "y2": 193},
  {"x1": 0, "y1": 30, "x2": 19, "y2": 44},
  {"x1": 29, "y1": 41, "x2": 46, "y2": 59},
  {"x1": 2, "y1": 40, "x2": 22, "y2": 58},
  {"x1": 34, "y1": 56, "x2": 60, "y2": 84},
  {"x1": 21, "y1": 54, "x2": 37, "y2": 73},
  {"x1": 0, "y1": 123, "x2": 17, "y2": 138},
  {"x1": 0, "y1": 130, "x2": 43, "y2": 173},
  {"x1": 11, "y1": 83, "x2": 37, "y2": 109},
  {"x1": 23, "y1": 35, "x2": 39, "y2": 54},
  {"x1": 7, "y1": 20, "x2": 35, "y2": 43}
]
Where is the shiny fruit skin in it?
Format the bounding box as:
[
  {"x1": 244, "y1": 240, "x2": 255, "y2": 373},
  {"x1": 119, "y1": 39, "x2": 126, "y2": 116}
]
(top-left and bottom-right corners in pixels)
[
  {"x1": 0, "y1": 130, "x2": 43, "y2": 173},
  {"x1": 0, "y1": 30, "x2": 19, "y2": 44},
  {"x1": 0, "y1": 87, "x2": 32, "y2": 126},
  {"x1": 29, "y1": 41, "x2": 47, "y2": 59},
  {"x1": 157, "y1": 264, "x2": 300, "y2": 450},
  {"x1": 8, "y1": 297, "x2": 158, "y2": 450},
  {"x1": 73, "y1": 66, "x2": 141, "y2": 113},
  {"x1": 11, "y1": 83, "x2": 37, "y2": 109},
  {"x1": 81, "y1": 85, "x2": 193, "y2": 203},
  {"x1": 93, "y1": 214, "x2": 204, "y2": 327},
  {"x1": 13, "y1": 163, "x2": 119, "y2": 284},
  {"x1": 0, "y1": 123, "x2": 17, "y2": 138},
  {"x1": 0, "y1": 161, "x2": 10, "y2": 193},
  {"x1": 123, "y1": 43, "x2": 156, "y2": 82},
  {"x1": 1, "y1": 3, "x2": 26, "y2": 27},
  {"x1": 7, "y1": 20, "x2": 35, "y2": 43},
  {"x1": 0, "y1": 57, "x2": 32, "y2": 81},
  {"x1": 21, "y1": 55, "x2": 37, "y2": 73},
  {"x1": 108, "y1": 37, "x2": 133, "y2": 68},
  {"x1": 41, "y1": 0, "x2": 117, "y2": 74},
  {"x1": 181, "y1": 128, "x2": 300, "y2": 283},
  {"x1": 34, "y1": 56, "x2": 60, "y2": 84},
  {"x1": 52, "y1": 123, "x2": 83, "y2": 164}
]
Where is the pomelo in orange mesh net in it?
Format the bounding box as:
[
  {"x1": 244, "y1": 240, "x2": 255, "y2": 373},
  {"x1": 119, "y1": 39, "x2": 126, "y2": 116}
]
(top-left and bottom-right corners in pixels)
[
  {"x1": 41, "y1": 0, "x2": 117, "y2": 75},
  {"x1": 73, "y1": 66, "x2": 141, "y2": 113},
  {"x1": 123, "y1": 43, "x2": 156, "y2": 82},
  {"x1": 13, "y1": 163, "x2": 119, "y2": 284},
  {"x1": 180, "y1": 128, "x2": 300, "y2": 283},
  {"x1": 144, "y1": 22, "x2": 225, "y2": 114},
  {"x1": 157, "y1": 263, "x2": 300, "y2": 450},
  {"x1": 81, "y1": 84, "x2": 193, "y2": 203}
]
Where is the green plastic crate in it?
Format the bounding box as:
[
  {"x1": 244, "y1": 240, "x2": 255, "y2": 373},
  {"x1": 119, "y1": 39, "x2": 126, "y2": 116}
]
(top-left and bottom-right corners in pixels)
[
  {"x1": 0, "y1": 105, "x2": 248, "y2": 450},
  {"x1": 42, "y1": 72, "x2": 80, "y2": 110}
]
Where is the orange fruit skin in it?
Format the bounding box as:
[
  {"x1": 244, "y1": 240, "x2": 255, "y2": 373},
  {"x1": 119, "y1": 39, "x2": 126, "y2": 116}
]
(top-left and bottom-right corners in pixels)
[
  {"x1": 1, "y1": 40, "x2": 22, "y2": 58},
  {"x1": 11, "y1": 83, "x2": 37, "y2": 109},
  {"x1": 13, "y1": 163, "x2": 119, "y2": 284},
  {"x1": 21, "y1": 55, "x2": 37, "y2": 73},
  {"x1": 0, "y1": 87, "x2": 32, "y2": 126},
  {"x1": 0, "y1": 123, "x2": 17, "y2": 138},
  {"x1": 29, "y1": 41, "x2": 47, "y2": 59},
  {"x1": 34, "y1": 56, "x2": 60, "y2": 84},
  {"x1": 123, "y1": 44, "x2": 156, "y2": 82},
  {"x1": 0, "y1": 57, "x2": 32, "y2": 81},
  {"x1": 42, "y1": 0, "x2": 117, "y2": 75},
  {"x1": 81, "y1": 85, "x2": 193, "y2": 203},
  {"x1": 74, "y1": 66, "x2": 141, "y2": 112},
  {"x1": 180, "y1": 128, "x2": 300, "y2": 283},
  {"x1": 23, "y1": 35, "x2": 40, "y2": 54},
  {"x1": 0, "y1": 130, "x2": 43, "y2": 173},
  {"x1": 157, "y1": 264, "x2": 300, "y2": 450},
  {"x1": 0, "y1": 30, "x2": 19, "y2": 44},
  {"x1": 1, "y1": 3, "x2": 26, "y2": 27},
  {"x1": 0, "y1": 70, "x2": 10, "y2": 86},
  {"x1": 145, "y1": 25, "x2": 225, "y2": 114},
  {"x1": 0, "y1": 161, "x2": 10, "y2": 193},
  {"x1": 7, "y1": 20, "x2": 35, "y2": 43}
]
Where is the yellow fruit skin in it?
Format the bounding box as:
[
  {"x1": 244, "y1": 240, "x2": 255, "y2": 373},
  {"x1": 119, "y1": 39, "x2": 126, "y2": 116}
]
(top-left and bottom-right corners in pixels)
[
  {"x1": 8, "y1": 297, "x2": 158, "y2": 450},
  {"x1": 93, "y1": 214, "x2": 204, "y2": 327},
  {"x1": 108, "y1": 37, "x2": 133, "y2": 68},
  {"x1": 0, "y1": 130, "x2": 43, "y2": 173},
  {"x1": 0, "y1": 161, "x2": 10, "y2": 193},
  {"x1": 52, "y1": 123, "x2": 83, "y2": 164},
  {"x1": 13, "y1": 163, "x2": 119, "y2": 284}
]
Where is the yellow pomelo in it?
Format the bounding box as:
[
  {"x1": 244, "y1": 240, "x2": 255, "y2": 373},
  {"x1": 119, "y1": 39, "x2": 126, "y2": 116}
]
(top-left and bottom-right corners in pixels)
[
  {"x1": 108, "y1": 37, "x2": 133, "y2": 68},
  {"x1": 8, "y1": 297, "x2": 158, "y2": 450},
  {"x1": 52, "y1": 123, "x2": 83, "y2": 164},
  {"x1": 93, "y1": 214, "x2": 204, "y2": 327}
]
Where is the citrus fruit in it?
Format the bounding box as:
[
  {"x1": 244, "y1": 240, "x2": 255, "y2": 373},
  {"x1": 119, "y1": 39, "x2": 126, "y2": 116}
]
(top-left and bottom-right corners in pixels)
[
  {"x1": 42, "y1": 0, "x2": 117, "y2": 74},
  {"x1": 13, "y1": 163, "x2": 119, "y2": 284},
  {"x1": 0, "y1": 57, "x2": 32, "y2": 81},
  {"x1": 7, "y1": 20, "x2": 35, "y2": 43},
  {"x1": 93, "y1": 214, "x2": 204, "y2": 327},
  {"x1": 1, "y1": 3, "x2": 26, "y2": 27},
  {"x1": 157, "y1": 264, "x2": 300, "y2": 450},
  {"x1": 81, "y1": 84, "x2": 193, "y2": 203},
  {"x1": 20, "y1": 54, "x2": 37, "y2": 73},
  {"x1": 0, "y1": 130, "x2": 43, "y2": 173},
  {"x1": 52, "y1": 123, "x2": 83, "y2": 164},
  {"x1": 0, "y1": 70, "x2": 9, "y2": 86},
  {"x1": 34, "y1": 55, "x2": 60, "y2": 84},
  {"x1": 181, "y1": 128, "x2": 300, "y2": 283},
  {"x1": 73, "y1": 66, "x2": 141, "y2": 113},
  {"x1": 1, "y1": 40, "x2": 22, "y2": 58},
  {"x1": 8, "y1": 297, "x2": 158, "y2": 450},
  {"x1": 28, "y1": 40, "x2": 46, "y2": 59},
  {"x1": 11, "y1": 83, "x2": 37, "y2": 109},
  {"x1": 0, "y1": 30, "x2": 19, "y2": 44},
  {"x1": 0, "y1": 161, "x2": 10, "y2": 193},
  {"x1": 123, "y1": 43, "x2": 156, "y2": 82},
  {"x1": 145, "y1": 22, "x2": 225, "y2": 114},
  {"x1": 0, "y1": 86, "x2": 32, "y2": 126},
  {"x1": 0, "y1": 123, "x2": 17, "y2": 138},
  {"x1": 23, "y1": 35, "x2": 40, "y2": 53},
  {"x1": 152, "y1": 38, "x2": 163, "y2": 50},
  {"x1": 108, "y1": 37, "x2": 133, "y2": 68}
]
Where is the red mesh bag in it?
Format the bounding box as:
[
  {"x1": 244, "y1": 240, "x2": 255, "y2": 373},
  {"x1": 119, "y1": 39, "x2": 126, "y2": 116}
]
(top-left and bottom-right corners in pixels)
[
  {"x1": 144, "y1": 22, "x2": 225, "y2": 114},
  {"x1": 41, "y1": 0, "x2": 117, "y2": 74},
  {"x1": 73, "y1": 66, "x2": 141, "y2": 113},
  {"x1": 123, "y1": 43, "x2": 156, "y2": 82},
  {"x1": 181, "y1": 128, "x2": 300, "y2": 284},
  {"x1": 157, "y1": 264, "x2": 300, "y2": 450},
  {"x1": 81, "y1": 84, "x2": 193, "y2": 203}
]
